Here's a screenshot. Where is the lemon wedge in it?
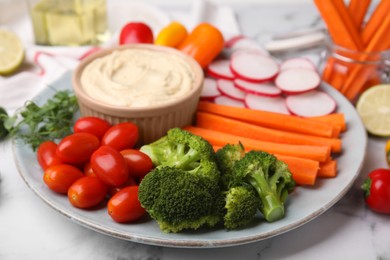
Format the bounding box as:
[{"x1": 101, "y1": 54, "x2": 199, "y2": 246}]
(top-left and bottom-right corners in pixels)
[
  {"x1": 356, "y1": 84, "x2": 390, "y2": 136},
  {"x1": 0, "y1": 29, "x2": 24, "y2": 75}
]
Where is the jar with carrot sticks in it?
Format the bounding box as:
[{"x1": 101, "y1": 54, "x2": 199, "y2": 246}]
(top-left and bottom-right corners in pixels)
[{"x1": 319, "y1": 39, "x2": 390, "y2": 102}]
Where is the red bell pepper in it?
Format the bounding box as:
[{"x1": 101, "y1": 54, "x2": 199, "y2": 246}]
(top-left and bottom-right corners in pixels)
[
  {"x1": 119, "y1": 22, "x2": 154, "y2": 45},
  {"x1": 362, "y1": 168, "x2": 390, "y2": 214}
]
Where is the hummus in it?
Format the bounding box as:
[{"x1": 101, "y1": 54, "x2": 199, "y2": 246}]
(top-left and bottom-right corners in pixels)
[{"x1": 80, "y1": 48, "x2": 195, "y2": 107}]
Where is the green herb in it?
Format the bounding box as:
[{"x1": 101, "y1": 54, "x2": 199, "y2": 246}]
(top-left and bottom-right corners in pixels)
[
  {"x1": 0, "y1": 107, "x2": 9, "y2": 140},
  {"x1": 0, "y1": 90, "x2": 78, "y2": 150}
]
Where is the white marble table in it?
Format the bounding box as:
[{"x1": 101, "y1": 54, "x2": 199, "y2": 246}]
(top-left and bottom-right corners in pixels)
[{"x1": 1, "y1": 2, "x2": 390, "y2": 260}]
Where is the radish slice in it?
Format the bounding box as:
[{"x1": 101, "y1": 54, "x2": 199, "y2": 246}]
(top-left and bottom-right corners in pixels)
[
  {"x1": 201, "y1": 77, "x2": 221, "y2": 99},
  {"x1": 214, "y1": 96, "x2": 246, "y2": 108},
  {"x1": 234, "y1": 79, "x2": 282, "y2": 97},
  {"x1": 217, "y1": 79, "x2": 246, "y2": 101},
  {"x1": 280, "y1": 57, "x2": 316, "y2": 71},
  {"x1": 230, "y1": 51, "x2": 279, "y2": 83},
  {"x1": 207, "y1": 59, "x2": 235, "y2": 80},
  {"x1": 285, "y1": 90, "x2": 337, "y2": 117},
  {"x1": 230, "y1": 37, "x2": 269, "y2": 56},
  {"x1": 245, "y1": 94, "x2": 290, "y2": 114},
  {"x1": 275, "y1": 68, "x2": 320, "y2": 94},
  {"x1": 225, "y1": 35, "x2": 246, "y2": 48}
]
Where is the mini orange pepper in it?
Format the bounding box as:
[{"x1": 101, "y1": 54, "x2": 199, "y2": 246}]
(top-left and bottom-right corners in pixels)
[{"x1": 177, "y1": 23, "x2": 224, "y2": 68}]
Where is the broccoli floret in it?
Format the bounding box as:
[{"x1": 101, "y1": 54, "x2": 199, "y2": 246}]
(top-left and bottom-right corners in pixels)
[
  {"x1": 233, "y1": 150, "x2": 295, "y2": 222},
  {"x1": 138, "y1": 166, "x2": 224, "y2": 233},
  {"x1": 215, "y1": 143, "x2": 245, "y2": 189},
  {"x1": 224, "y1": 184, "x2": 260, "y2": 229},
  {"x1": 140, "y1": 128, "x2": 220, "y2": 181}
]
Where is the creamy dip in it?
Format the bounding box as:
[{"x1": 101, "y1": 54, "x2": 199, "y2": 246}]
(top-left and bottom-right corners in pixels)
[{"x1": 80, "y1": 48, "x2": 195, "y2": 107}]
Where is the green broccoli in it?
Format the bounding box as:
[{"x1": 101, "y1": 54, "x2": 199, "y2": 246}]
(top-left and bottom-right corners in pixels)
[
  {"x1": 140, "y1": 128, "x2": 220, "y2": 181},
  {"x1": 138, "y1": 166, "x2": 224, "y2": 233},
  {"x1": 215, "y1": 143, "x2": 245, "y2": 189},
  {"x1": 233, "y1": 150, "x2": 296, "y2": 222}
]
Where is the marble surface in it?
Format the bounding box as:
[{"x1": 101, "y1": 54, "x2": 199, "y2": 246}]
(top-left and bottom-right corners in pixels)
[{"x1": 1, "y1": 2, "x2": 390, "y2": 260}]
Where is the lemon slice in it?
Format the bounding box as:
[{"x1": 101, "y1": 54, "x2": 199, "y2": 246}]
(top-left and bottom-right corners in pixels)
[
  {"x1": 0, "y1": 29, "x2": 24, "y2": 75},
  {"x1": 356, "y1": 84, "x2": 390, "y2": 136}
]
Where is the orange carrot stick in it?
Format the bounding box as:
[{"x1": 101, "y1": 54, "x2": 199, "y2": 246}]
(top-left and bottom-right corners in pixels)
[
  {"x1": 212, "y1": 145, "x2": 319, "y2": 186},
  {"x1": 361, "y1": 0, "x2": 390, "y2": 46},
  {"x1": 318, "y1": 160, "x2": 337, "y2": 178},
  {"x1": 348, "y1": 0, "x2": 371, "y2": 30},
  {"x1": 196, "y1": 112, "x2": 342, "y2": 153},
  {"x1": 197, "y1": 101, "x2": 336, "y2": 138},
  {"x1": 185, "y1": 126, "x2": 331, "y2": 162},
  {"x1": 309, "y1": 113, "x2": 347, "y2": 132}
]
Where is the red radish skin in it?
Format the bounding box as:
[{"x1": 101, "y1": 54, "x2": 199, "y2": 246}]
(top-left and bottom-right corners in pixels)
[
  {"x1": 234, "y1": 79, "x2": 282, "y2": 97},
  {"x1": 230, "y1": 51, "x2": 279, "y2": 83},
  {"x1": 214, "y1": 96, "x2": 246, "y2": 108},
  {"x1": 207, "y1": 59, "x2": 235, "y2": 80},
  {"x1": 275, "y1": 68, "x2": 320, "y2": 94},
  {"x1": 285, "y1": 90, "x2": 337, "y2": 117},
  {"x1": 201, "y1": 78, "x2": 221, "y2": 99},
  {"x1": 217, "y1": 79, "x2": 246, "y2": 101},
  {"x1": 280, "y1": 57, "x2": 316, "y2": 71},
  {"x1": 230, "y1": 37, "x2": 269, "y2": 56},
  {"x1": 225, "y1": 35, "x2": 246, "y2": 48},
  {"x1": 245, "y1": 94, "x2": 290, "y2": 115}
]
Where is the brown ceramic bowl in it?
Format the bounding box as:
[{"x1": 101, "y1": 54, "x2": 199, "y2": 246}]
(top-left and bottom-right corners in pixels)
[{"x1": 72, "y1": 44, "x2": 204, "y2": 145}]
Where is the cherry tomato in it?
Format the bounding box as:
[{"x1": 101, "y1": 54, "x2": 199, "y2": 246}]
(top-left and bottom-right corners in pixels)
[
  {"x1": 120, "y1": 149, "x2": 153, "y2": 180},
  {"x1": 119, "y1": 22, "x2": 154, "y2": 45},
  {"x1": 108, "y1": 177, "x2": 138, "y2": 197},
  {"x1": 68, "y1": 176, "x2": 108, "y2": 209},
  {"x1": 56, "y1": 133, "x2": 100, "y2": 165},
  {"x1": 101, "y1": 122, "x2": 139, "y2": 151},
  {"x1": 37, "y1": 141, "x2": 63, "y2": 170},
  {"x1": 73, "y1": 116, "x2": 111, "y2": 140},
  {"x1": 83, "y1": 162, "x2": 96, "y2": 177},
  {"x1": 91, "y1": 145, "x2": 129, "y2": 187},
  {"x1": 362, "y1": 168, "x2": 390, "y2": 214},
  {"x1": 107, "y1": 186, "x2": 146, "y2": 223},
  {"x1": 43, "y1": 164, "x2": 84, "y2": 194}
]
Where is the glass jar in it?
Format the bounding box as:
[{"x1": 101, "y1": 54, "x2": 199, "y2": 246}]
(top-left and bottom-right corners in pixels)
[
  {"x1": 26, "y1": 0, "x2": 109, "y2": 46},
  {"x1": 319, "y1": 40, "x2": 390, "y2": 102}
]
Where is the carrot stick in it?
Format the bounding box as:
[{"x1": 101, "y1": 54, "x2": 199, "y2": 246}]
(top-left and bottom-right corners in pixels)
[
  {"x1": 196, "y1": 112, "x2": 342, "y2": 153},
  {"x1": 197, "y1": 101, "x2": 336, "y2": 138},
  {"x1": 313, "y1": 0, "x2": 362, "y2": 50},
  {"x1": 318, "y1": 160, "x2": 337, "y2": 178},
  {"x1": 309, "y1": 113, "x2": 347, "y2": 132},
  {"x1": 184, "y1": 126, "x2": 331, "y2": 162},
  {"x1": 212, "y1": 145, "x2": 319, "y2": 186},
  {"x1": 361, "y1": 0, "x2": 390, "y2": 46},
  {"x1": 348, "y1": 0, "x2": 371, "y2": 30}
]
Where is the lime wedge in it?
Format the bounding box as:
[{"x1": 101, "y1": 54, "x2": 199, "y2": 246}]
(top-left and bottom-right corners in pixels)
[
  {"x1": 356, "y1": 84, "x2": 390, "y2": 136},
  {"x1": 0, "y1": 29, "x2": 24, "y2": 75}
]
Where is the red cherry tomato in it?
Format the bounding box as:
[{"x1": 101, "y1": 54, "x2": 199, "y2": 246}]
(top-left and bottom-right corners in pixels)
[
  {"x1": 101, "y1": 122, "x2": 139, "y2": 151},
  {"x1": 91, "y1": 145, "x2": 129, "y2": 187},
  {"x1": 120, "y1": 149, "x2": 153, "y2": 180},
  {"x1": 73, "y1": 116, "x2": 111, "y2": 140},
  {"x1": 68, "y1": 176, "x2": 108, "y2": 209},
  {"x1": 108, "y1": 177, "x2": 138, "y2": 197},
  {"x1": 119, "y1": 22, "x2": 154, "y2": 45},
  {"x1": 107, "y1": 186, "x2": 146, "y2": 223},
  {"x1": 83, "y1": 162, "x2": 96, "y2": 177},
  {"x1": 37, "y1": 141, "x2": 63, "y2": 170},
  {"x1": 362, "y1": 168, "x2": 390, "y2": 214},
  {"x1": 43, "y1": 164, "x2": 84, "y2": 194},
  {"x1": 56, "y1": 133, "x2": 100, "y2": 165}
]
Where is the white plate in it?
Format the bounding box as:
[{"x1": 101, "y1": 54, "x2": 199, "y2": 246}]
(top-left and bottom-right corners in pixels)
[{"x1": 12, "y1": 72, "x2": 367, "y2": 248}]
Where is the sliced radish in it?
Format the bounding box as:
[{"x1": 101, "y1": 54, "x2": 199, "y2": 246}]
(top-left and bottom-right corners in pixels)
[
  {"x1": 217, "y1": 79, "x2": 246, "y2": 101},
  {"x1": 230, "y1": 37, "x2": 269, "y2": 56},
  {"x1": 214, "y1": 96, "x2": 246, "y2": 108},
  {"x1": 207, "y1": 59, "x2": 235, "y2": 80},
  {"x1": 275, "y1": 68, "x2": 320, "y2": 94},
  {"x1": 245, "y1": 94, "x2": 290, "y2": 115},
  {"x1": 225, "y1": 35, "x2": 246, "y2": 48},
  {"x1": 201, "y1": 77, "x2": 221, "y2": 99},
  {"x1": 234, "y1": 79, "x2": 282, "y2": 97},
  {"x1": 280, "y1": 57, "x2": 316, "y2": 71},
  {"x1": 230, "y1": 51, "x2": 279, "y2": 83},
  {"x1": 285, "y1": 90, "x2": 337, "y2": 117}
]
